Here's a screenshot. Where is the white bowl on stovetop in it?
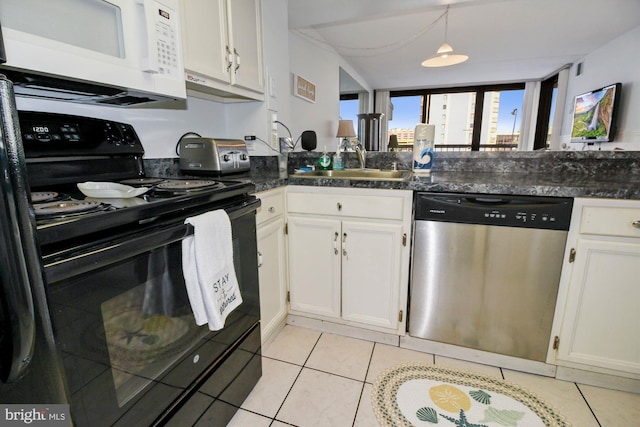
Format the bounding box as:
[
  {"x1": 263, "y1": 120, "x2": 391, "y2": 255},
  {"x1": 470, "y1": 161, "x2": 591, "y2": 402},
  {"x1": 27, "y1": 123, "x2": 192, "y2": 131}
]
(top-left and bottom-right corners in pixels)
[{"x1": 77, "y1": 181, "x2": 149, "y2": 199}]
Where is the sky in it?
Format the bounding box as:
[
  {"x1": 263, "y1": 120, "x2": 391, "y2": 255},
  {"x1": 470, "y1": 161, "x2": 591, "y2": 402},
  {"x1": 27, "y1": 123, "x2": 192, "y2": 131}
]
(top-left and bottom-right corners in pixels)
[{"x1": 341, "y1": 90, "x2": 557, "y2": 135}]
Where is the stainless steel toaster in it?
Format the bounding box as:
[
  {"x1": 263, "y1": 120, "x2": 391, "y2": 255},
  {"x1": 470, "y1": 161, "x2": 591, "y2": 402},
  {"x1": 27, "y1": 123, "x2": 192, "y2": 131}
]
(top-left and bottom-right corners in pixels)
[{"x1": 179, "y1": 138, "x2": 250, "y2": 175}]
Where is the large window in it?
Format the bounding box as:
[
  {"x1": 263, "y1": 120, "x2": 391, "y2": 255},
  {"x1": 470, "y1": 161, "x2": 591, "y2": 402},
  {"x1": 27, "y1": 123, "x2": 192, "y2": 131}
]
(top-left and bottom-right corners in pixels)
[{"x1": 388, "y1": 84, "x2": 527, "y2": 151}]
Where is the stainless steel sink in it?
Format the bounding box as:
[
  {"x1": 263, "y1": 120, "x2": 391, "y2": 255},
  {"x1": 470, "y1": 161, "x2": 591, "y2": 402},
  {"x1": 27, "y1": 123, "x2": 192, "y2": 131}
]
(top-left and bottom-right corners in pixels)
[{"x1": 293, "y1": 168, "x2": 412, "y2": 181}]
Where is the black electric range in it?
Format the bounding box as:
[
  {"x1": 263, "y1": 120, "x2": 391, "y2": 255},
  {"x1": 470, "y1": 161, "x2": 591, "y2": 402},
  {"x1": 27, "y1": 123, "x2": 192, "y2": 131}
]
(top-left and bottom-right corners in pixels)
[{"x1": 18, "y1": 110, "x2": 262, "y2": 427}]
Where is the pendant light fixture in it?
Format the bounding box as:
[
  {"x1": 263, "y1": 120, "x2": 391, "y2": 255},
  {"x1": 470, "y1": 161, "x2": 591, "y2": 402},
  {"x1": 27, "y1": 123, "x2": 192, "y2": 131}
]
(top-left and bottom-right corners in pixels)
[{"x1": 421, "y1": 5, "x2": 468, "y2": 67}]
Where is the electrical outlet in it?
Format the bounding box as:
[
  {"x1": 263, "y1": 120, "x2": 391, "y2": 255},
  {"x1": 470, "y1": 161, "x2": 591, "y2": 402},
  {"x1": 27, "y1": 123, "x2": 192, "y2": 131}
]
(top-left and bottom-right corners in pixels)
[
  {"x1": 244, "y1": 135, "x2": 256, "y2": 150},
  {"x1": 269, "y1": 111, "x2": 278, "y2": 150}
]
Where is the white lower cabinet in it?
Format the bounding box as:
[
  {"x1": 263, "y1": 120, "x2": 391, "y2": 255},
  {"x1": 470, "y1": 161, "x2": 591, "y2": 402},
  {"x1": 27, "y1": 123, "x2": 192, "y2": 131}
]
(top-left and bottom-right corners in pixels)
[
  {"x1": 255, "y1": 188, "x2": 287, "y2": 344},
  {"x1": 340, "y1": 220, "x2": 403, "y2": 328},
  {"x1": 287, "y1": 216, "x2": 341, "y2": 318},
  {"x1": 286, "y1": 186, "x2": 412, "y2": 334},
  {"x1": 550, "y1": 198, "x2": 640, "y2": 379}
]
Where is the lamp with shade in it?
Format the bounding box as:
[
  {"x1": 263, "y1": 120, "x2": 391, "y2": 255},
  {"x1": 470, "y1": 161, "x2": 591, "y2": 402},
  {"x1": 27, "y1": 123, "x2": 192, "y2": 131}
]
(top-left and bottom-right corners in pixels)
[
  {"x1": 388, "y1": 134, "x2": 399, "y2": 151},
  {"x1": 336, "y1": 120, "x2": 356, "y2": 152}
]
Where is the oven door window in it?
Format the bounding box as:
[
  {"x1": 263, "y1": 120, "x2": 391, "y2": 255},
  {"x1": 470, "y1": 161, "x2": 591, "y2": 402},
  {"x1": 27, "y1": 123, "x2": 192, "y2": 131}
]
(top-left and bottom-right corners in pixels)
[
  {"x1": 48, "y1": 241, "x2": 222, "y2": 426},
  {"x1": 101, "y1": 251, "x2": 205, "y2": 408}
]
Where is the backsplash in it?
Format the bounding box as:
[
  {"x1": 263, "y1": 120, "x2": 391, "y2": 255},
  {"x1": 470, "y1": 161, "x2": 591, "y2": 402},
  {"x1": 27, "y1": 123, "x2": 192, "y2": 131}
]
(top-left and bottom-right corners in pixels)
[
  {"x1": 144, "y1": 155, "x2": 282, "y2": 178},
  {"x1": 286, "y1": 151, "x2": 640, "y2": 177}
]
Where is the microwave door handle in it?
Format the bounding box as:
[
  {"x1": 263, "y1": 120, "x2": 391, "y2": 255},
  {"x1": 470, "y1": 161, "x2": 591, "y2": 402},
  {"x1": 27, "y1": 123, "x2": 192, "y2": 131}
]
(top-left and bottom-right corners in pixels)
[{"x1": 137, "y1": 0, "x2": 160, "y2": 74}]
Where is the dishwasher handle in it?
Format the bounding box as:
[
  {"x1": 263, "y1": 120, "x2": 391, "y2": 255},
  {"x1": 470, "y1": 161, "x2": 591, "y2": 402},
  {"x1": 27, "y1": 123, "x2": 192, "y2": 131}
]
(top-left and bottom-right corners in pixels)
[
  {"x1": 414, "y1": 192, "x2": 573, "y2": 230},
  {"x1": 464, "y1": 196, "x2": 512, "y2": 205}
]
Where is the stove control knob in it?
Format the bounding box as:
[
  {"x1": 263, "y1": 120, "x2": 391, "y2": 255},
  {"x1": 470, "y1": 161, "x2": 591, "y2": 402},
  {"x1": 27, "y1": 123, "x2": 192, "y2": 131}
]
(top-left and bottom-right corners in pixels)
[
  {"x1": 240, "y1": 153, "x2": 248, "y2": 161},
  {"x1": 222, "y1": 154, "x2": 231, "y2": 162}
]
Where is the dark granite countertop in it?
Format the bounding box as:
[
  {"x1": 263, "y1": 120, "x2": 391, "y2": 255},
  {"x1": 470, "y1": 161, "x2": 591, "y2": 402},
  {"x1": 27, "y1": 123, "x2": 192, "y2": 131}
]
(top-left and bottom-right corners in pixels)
[
  {"x1": 144, "y1": 151, "x2": 640, "y2": 200},
  {"x1": 281, "y1": 151, "x2": 640, "y2": 199},
  {"x1": 285, "y1": 171, "x2": 640, "y2": 199}
]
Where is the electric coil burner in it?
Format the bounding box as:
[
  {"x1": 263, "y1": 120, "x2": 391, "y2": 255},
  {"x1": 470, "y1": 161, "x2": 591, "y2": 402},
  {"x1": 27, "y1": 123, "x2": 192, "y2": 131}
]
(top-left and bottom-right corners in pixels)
[
  {"x1": 33, "y1": 199, "x2": 108, "y2": 218},
  {"x1": 21, "y1": 111, "x2": 262, "y2": 427},
  {"x1": 31, "y1": 191, "x2": 60, "y2": 203}
]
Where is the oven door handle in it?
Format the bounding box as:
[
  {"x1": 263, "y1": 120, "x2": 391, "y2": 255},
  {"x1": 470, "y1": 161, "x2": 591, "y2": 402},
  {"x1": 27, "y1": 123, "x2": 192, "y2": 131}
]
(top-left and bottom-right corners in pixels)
[
  {"x1": 45, "y1": 222, "x2": 190, "y2": 283},
  {"x1": 0, "y1": 76, "x2": 37, "y2": 383},
  {"x1": 44, "y1": 199, "x2": 260, "y2": 284}
]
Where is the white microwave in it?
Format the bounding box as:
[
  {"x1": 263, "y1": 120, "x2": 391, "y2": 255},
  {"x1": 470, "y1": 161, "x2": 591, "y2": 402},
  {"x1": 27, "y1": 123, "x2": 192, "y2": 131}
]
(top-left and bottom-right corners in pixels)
[{"x1": 0, "y1": 0, "x2": 186, "y2": 105}]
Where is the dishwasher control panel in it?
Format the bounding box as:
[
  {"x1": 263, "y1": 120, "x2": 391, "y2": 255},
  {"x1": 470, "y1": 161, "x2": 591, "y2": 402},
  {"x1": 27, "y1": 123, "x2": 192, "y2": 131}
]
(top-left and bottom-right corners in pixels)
[{"x1": 415, "y1": 192, "x2": 573, "y2": 230}]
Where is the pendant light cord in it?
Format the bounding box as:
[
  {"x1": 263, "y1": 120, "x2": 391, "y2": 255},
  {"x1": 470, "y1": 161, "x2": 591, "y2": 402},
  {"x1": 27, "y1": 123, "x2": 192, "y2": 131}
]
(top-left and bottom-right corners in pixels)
[{"x1": 444, "y1": 5, "x2": 449, "y2": 41}]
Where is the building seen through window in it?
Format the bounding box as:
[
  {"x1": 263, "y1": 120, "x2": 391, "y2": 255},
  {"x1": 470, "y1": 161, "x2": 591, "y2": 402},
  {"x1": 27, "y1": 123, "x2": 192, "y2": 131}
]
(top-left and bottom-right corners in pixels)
[
  {"x1": 340, "y1": 80, "x2": 557, "y2": 151},
  {"x1": 387, "y1": 84, "x2": 531, "y2": 151}
]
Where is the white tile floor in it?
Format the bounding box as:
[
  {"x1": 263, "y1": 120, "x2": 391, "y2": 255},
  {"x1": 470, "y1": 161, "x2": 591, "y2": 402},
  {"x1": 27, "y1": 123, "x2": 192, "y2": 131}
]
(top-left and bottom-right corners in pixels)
[{"x1": 227, "y1": 325, "x2": 640, "y2": 427}]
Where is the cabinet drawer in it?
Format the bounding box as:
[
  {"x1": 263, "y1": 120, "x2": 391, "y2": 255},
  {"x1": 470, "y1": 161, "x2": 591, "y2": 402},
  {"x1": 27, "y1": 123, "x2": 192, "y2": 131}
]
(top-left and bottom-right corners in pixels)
[
  {"x1": 580, "y1": 206, "x2": 640, "y2": 238},
  {"x1": 287, "y1": 192, "x2": 406, "y2": 220},
  {"x1": 256, "y1": 190, "x2": 285, "y2": 225}
]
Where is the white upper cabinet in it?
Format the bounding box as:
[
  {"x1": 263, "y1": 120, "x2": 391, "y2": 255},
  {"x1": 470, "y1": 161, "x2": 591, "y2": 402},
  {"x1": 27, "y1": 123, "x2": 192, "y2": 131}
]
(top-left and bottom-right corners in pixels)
[
  {"x1": 226, "y1": 0, "x2": 264, "y2": 93},
  {"x1": 180, "y1": 0, "x2": 264, "y2": 101}
]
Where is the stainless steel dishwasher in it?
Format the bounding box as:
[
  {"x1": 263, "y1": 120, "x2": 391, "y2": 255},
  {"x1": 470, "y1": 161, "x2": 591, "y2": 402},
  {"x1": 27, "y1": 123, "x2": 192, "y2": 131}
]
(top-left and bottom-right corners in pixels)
[{"x1": 409, "y1": 192, "x2": 573, "y2": 362}]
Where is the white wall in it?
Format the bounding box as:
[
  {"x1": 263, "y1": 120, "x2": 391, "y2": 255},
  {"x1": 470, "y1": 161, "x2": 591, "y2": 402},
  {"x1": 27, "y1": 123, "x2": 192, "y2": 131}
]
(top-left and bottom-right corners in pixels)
[
  {"x1": 288, "y1": 30, "x2": 372, "y2": 152},
  {"x1": 561, "y1": 24, "x2": 640, "y2": 151},
  {"x1": 15, "y1": 96, "x2": 228, "y2": 158}
]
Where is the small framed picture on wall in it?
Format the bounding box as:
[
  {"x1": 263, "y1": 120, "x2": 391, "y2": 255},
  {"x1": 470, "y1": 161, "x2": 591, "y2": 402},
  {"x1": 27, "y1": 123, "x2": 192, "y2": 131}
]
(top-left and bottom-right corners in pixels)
[{"x1": 293, "y1": 74, "x2": 316, "y2": 103}]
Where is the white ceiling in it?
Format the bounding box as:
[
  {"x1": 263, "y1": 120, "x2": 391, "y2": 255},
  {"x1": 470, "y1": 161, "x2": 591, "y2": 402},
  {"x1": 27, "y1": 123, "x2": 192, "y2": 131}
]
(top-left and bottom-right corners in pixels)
[{"x1": 288, "y1": 0, "x2": 640, "y2": 91}]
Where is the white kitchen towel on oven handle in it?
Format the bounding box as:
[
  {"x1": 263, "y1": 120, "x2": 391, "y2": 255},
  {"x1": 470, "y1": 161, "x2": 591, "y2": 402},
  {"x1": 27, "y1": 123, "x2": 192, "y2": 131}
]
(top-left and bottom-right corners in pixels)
[{"x1": 182, "y1": 209, "x2": 242, "y2": 331}]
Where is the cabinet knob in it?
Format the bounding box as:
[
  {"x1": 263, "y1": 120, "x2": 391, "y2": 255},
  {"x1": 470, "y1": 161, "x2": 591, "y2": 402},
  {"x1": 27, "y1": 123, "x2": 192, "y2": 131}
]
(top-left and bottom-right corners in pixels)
[
  {"x1": 633, "y1": 220, "x2": 640, "y2": 229},
  {"x1": 268, "y1": 206, "x2": 275, "y2": 213},
  {"x1": 337, "y1": 202, "x2": 342, "y2": 211}
]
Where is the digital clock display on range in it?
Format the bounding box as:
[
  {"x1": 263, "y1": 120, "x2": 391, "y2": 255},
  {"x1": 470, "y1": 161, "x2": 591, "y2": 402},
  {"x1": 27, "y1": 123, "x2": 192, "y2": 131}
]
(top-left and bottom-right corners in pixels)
[{"x1": 32, "y1": 126, "x2": 50, "y2": 133}]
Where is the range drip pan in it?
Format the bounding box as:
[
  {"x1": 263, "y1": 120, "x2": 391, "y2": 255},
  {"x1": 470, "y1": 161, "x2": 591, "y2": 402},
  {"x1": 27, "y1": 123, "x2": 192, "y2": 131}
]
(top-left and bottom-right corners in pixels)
[
  {"x1": 34, "y1": 200, "x2": 110, "y2": 218},
  {"x1": 31, "y1": 191, "x2": 60, "y2": 203},
  {"x1": 153, "y1": 180, "x2": 224, "y2": 192}
]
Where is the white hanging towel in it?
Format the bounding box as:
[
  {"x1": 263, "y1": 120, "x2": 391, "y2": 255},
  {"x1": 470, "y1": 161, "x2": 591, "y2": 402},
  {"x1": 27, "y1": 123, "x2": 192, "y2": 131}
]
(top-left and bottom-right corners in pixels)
[{"x1": 182, "y1": 210, "x2": 242, "y2": 330}]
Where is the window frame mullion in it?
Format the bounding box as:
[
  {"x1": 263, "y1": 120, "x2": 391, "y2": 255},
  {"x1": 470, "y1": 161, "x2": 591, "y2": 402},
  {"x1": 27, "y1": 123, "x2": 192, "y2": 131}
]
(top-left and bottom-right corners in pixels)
[{"x1": 470, "y1": 90, "x2": 484, "y2": 151}]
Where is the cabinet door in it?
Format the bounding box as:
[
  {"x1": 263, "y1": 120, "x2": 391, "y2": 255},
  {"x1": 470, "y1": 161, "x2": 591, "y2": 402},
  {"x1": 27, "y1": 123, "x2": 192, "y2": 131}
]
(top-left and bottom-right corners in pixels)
[
  {"x1": 180, "y1": 0, "x2": 230, "y2": 83},
  {"x1": 556, "y1": 237, "x2": 640, "y2": 375},
  {"x1": 341, "y1": 220, "x2": 403, "y2": 330},
  {"x1": 256, "y1": 217, "x2": 287, "y2": 344},
  {"x1": 227, "y1": 0, "x2": 264, "y2": 93},
  {"x1": 287, "y1": 216, "x2": 341, "y2": 319}
]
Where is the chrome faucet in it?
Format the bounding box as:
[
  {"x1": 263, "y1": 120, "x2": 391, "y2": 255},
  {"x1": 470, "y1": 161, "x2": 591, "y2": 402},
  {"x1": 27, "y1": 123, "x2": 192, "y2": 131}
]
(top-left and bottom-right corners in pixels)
[{"x1": 354, "y1": 143, "x2": 366, "y2": 169}]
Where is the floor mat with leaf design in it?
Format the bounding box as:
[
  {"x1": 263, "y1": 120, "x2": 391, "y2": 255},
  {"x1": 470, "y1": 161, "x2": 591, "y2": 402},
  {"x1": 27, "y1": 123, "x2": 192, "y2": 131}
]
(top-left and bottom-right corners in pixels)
[{"x1": 371, "y1": 363, "x2": 570, "y2": 426}]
